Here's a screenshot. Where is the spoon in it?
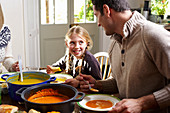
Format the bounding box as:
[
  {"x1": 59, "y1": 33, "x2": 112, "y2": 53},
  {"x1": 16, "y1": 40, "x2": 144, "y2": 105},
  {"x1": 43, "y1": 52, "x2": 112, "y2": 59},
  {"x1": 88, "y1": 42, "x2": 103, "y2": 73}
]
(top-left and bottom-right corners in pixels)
[
  {"x1": 83, "y1": 79, "x2": 99, "y2": 92},
  {"x1": 18, "y1": 55, "x2": 23, "y2": 82}
]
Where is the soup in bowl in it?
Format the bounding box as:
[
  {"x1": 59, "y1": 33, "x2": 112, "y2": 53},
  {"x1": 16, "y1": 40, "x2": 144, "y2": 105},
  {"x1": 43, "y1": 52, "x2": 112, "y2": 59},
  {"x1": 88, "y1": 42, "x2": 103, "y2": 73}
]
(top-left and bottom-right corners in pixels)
[{"x1": 1, "y1": 71, "x2": 56, "y2": 101}]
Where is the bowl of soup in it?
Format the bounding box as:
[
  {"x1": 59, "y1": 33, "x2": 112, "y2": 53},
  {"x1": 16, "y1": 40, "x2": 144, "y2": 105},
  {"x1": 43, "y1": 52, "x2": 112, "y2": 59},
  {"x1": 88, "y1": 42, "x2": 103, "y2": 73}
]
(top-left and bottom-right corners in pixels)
[
  {"x1": 50, "y1": 73, "x2": 73, "y2": 83},
  {"x1": 1, "y1": 71, "x2": 56, "y2": 101},
  {"x1": 16, "y1": 84, "x2": 85, "y2": 113},
  {"x1": 77, "y1": 94, "x2": 120, "y2": 112}
]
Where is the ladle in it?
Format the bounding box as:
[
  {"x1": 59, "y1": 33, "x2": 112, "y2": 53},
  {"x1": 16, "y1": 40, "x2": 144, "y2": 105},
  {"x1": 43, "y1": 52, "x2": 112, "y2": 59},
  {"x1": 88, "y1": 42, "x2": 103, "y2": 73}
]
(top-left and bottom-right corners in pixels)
[{"x1": 18, "y1": 55, "x2": 23, "y2": 82}]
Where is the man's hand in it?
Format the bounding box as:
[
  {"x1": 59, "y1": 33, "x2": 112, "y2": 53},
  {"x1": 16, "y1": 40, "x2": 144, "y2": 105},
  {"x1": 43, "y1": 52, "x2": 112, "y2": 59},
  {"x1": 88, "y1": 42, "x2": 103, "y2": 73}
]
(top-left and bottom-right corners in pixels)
[
  {"x1": 108, "y1": 94, "x2": 158, "y2": 113},
  {"x1": 108, "y1": 99, "x2": 143, "y2": 113},
  {"x1": 76, "y1": 73, "x2": 96, "y2": 92}
]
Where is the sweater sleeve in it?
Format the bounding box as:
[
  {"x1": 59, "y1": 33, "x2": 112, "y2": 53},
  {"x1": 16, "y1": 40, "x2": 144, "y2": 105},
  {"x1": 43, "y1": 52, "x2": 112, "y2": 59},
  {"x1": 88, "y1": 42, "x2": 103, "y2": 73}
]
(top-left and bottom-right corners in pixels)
[
  {"x1": 143, "y1": 22, "x2": 170, "y2": 108},
  {"x1": 3, "y1": 41, "x2": 15, "y2": 72},
  {"x1": 153, "y1": 84, "x2": 170, "y2": 109},
  {"x1": 100, "y1": 74, "x2": 119, "y2": 94},
  {"x1": 83, "y1": 51, "x2": 102, "y2": 80},
  {"x1": 52, "y1": 56, "x2": 66, "y2": 71}
]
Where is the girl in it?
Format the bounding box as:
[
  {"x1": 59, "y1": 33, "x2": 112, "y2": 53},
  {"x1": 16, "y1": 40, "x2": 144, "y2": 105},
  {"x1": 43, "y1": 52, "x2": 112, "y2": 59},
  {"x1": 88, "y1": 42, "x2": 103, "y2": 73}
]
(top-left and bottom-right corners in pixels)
[{"x1": 47, "y1": 26, "x2": 102, "y2": 87}]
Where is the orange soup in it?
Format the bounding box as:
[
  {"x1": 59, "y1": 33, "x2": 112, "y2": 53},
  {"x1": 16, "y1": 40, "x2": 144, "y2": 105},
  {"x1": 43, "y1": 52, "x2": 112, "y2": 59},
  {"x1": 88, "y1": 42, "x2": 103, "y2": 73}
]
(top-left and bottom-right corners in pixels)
[
  {"x1": 86, "y1": 100, "x2": 113, "y2": 109},
  {"x1": 27, "y1": 88, "x2": 69, "y2": 104},
  {"x1": 28, "y1": 96, "x2": 69, "y2": 103},
  {"x1": 11, "y1": 79, "x2": 44, "y2": 85}
]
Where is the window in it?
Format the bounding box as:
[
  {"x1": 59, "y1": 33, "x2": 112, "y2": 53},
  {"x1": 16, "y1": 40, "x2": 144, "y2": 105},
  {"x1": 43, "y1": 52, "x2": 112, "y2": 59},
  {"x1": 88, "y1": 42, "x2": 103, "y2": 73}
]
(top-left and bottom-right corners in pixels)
[
  {"x1": 55, "y1": 0, "x2": 67, "y2": 24},
  {"x1": 167, "y1": 0, "x2": 170, "y2": 15},
  {"x1": 41, "y1": 0, "x2": 96, "y2": 24},
  {"x1": 41, "y1": 0, "x2": 67, "y2": 24},
  {"x1": 74, "y1": 0, "x2": 96, "y2": 23},
  {"x1": 151, "y1": 0, "x2": 170, "y2": 16}
]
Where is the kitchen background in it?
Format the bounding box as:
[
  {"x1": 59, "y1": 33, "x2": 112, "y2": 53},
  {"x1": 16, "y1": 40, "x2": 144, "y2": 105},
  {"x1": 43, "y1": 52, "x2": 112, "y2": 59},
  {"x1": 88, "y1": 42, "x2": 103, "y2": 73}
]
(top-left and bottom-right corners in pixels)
[{"x1": 0, "y1": 0, "x2": 169, "y2": 71}]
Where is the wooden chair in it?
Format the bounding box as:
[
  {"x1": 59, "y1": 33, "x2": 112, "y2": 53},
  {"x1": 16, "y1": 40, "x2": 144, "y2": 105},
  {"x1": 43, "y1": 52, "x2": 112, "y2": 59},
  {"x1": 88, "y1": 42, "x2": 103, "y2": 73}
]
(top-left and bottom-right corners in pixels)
[{"x1": 94, "y1": 52, "x2": 111, "y2": 80}]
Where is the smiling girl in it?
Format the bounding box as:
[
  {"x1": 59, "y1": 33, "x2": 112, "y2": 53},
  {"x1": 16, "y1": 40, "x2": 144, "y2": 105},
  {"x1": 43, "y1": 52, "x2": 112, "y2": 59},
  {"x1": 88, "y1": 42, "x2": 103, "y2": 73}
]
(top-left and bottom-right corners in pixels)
[{"x1": 46, "y1": 26, "x2": 102, "y2": 87}]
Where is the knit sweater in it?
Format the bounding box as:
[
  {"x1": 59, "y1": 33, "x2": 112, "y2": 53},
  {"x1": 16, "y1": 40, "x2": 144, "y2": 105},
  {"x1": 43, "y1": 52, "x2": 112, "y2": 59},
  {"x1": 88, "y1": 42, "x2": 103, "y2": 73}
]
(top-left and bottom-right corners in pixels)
[
  {"x1": 100, "y1": 11, "x2": 170, "y2": 113},
  {"x1": 52, "y1": 50, "x2": 102, "y2": 80},
  {"x1": 0, "y1": 25, "x2": 15, "y2": 73}
]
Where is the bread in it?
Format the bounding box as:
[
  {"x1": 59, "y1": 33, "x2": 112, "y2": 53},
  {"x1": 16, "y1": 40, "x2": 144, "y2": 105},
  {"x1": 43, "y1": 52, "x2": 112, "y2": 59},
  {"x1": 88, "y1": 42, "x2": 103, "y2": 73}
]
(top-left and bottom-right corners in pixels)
[
  {"x1": 28, "y1": 109, "x2": 40, "y2": 113},
  {"x1": 0, "y1": 104, "x2": 18, "y2": 113},
  {"x1": 50, "y1": 67, "x2": 61, "y2": 72},
  {"x1": 47, "y1": 111, "x2": 60, "y2": 113}
]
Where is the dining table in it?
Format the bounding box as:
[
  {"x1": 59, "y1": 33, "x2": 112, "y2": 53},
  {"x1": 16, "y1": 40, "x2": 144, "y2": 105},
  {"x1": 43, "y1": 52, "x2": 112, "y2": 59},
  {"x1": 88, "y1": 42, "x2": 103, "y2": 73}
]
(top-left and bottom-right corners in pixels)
[
  {"x1": 1, "y1": 86, "x2": 109, "y2": 113},
  {"x1": 0, "y1": 70, "x2": 119, "y2": 113}
]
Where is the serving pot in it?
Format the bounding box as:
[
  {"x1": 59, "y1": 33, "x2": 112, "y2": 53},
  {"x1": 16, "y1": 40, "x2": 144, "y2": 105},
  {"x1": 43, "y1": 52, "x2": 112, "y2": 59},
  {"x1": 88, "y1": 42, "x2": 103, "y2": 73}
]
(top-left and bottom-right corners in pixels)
[
  {"x1": 16, "y1": 83, "x2": 85, "y2": 113},
  {"x1": 1, "y1": 71, "x2": 56, "y2": 101}
]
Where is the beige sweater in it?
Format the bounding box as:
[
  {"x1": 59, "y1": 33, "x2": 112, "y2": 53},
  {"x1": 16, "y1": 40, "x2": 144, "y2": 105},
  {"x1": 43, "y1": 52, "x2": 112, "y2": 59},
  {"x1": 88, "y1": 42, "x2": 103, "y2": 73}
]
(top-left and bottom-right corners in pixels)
[{"x1": 100, "y1": 11, "x2": 170, "y2": 113}]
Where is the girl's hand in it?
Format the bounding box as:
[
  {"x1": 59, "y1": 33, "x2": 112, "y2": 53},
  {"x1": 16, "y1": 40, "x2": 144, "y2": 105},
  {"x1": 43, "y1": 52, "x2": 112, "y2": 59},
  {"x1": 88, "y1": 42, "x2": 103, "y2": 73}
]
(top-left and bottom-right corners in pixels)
[{"x1": 46, "y1": 65, "x2": 55, "y2": 74}]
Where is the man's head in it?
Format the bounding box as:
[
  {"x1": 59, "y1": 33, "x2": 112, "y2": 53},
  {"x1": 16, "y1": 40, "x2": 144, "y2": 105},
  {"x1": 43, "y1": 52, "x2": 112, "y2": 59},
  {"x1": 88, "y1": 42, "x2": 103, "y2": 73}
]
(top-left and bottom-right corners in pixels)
[
  {"x1": 92, "y1": 0, "x2": 130, "y2": 16},
  {"x1": 92, "y1": 0, "x2": 132, "y2": 36}
]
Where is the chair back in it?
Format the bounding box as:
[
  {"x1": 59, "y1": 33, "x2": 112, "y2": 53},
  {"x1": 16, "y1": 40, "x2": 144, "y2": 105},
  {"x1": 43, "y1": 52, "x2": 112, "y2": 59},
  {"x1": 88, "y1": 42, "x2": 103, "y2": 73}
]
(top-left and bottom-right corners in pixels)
[{"x1": 94, "y1": 52, "x2": 111, "y2": 80}]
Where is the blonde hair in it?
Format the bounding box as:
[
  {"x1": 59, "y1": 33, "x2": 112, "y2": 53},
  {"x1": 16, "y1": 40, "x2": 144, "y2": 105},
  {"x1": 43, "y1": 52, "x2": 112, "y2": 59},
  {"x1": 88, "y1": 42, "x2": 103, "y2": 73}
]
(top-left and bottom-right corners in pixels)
[
  {"x1": 64, "y1": 26, "x2": 93, "y2": 76},
  {"x1": 65, "y1": 26, "x2": 93, "y2": 50}
]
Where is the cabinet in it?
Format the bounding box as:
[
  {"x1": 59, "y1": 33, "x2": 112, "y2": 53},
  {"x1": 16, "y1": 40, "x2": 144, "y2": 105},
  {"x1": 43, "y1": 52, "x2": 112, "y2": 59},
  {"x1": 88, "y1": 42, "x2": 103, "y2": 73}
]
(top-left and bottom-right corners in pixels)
[{"x1": 127, "y1": 0, "x2": 144, "y2": 9}]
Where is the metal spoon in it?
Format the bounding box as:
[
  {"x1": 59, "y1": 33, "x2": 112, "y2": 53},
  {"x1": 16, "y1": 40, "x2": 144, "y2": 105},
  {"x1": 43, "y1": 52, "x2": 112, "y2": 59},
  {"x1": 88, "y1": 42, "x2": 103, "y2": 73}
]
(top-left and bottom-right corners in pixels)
[{"x1": 83, "y1": 79, "x2": 99, "y2": 92}]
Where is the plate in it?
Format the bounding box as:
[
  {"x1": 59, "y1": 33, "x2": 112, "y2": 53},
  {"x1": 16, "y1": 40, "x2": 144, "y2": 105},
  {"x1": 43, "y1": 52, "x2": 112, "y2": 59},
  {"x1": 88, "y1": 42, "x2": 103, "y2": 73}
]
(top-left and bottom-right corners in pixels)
[
  {"x1": 77, "y1": 94, "x2": 120, "y2": 112},
  {"x1": 0, "y1": 72, "x2": 17, "y2": 82},
  {"x1": 50, "y1": 73, "x2": 73, "y2": 83}
]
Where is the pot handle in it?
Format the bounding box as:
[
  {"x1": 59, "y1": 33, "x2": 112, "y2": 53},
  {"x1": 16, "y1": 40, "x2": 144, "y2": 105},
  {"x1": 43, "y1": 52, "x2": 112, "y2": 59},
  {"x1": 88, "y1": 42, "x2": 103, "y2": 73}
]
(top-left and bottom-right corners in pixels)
[
  {"x1": 72, "y1": 92, "x2": 85, "y2": 102},
  {"x1": 46, "y1": 77, "x2": 56, "y2": 83},
  {"x1": 16, "y1": 87, "x2": 27, "y2": 96},
  {"x1": 1, "y1": 74, "x2": 10, "y2": 80}
]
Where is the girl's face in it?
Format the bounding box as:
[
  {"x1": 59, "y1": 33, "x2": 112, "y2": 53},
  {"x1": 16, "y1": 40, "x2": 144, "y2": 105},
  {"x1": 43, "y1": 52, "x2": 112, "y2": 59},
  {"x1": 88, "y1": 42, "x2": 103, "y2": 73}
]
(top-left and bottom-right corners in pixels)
[{"x1": 66, "y1": 33, "x2": 87, "y2": 59}]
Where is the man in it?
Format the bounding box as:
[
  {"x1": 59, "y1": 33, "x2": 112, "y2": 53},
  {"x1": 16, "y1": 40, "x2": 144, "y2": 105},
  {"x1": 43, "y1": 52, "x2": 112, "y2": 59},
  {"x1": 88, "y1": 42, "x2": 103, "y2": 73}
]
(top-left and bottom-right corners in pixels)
[{"x1": 77, "y1": 0, "x2": 170, "y2": 113}]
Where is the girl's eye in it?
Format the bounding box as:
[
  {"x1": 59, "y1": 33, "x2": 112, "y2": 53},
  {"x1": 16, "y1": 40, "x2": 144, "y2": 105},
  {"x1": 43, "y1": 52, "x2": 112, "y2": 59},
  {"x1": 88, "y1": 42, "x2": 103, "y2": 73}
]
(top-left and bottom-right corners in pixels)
[
  {"x1": 70, "y1": 41, "x2": 75, "y2": 45},
  {"x1": 80, "y1": 41, "x2": 84, "y2": 44}
]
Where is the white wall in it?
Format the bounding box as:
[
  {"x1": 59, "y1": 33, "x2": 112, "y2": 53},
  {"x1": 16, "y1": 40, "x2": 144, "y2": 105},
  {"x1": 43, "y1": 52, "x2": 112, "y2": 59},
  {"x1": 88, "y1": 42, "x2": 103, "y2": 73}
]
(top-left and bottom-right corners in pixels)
[
  {"x1": 99, "y1": 27, "x2": 111, "y2": 52},
  {"x1": 127, "y1": 0, "x2": 144, "y2": 8},
  {"x1": 0, "y1": 0, "x2": 26, "y2": 70}
]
